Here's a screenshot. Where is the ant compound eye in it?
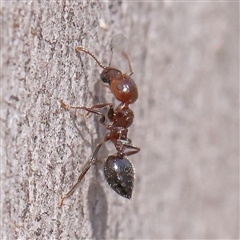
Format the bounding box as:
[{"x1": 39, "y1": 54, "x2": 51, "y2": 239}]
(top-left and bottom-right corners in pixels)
[
  {"x1": 100, "y1": 69, "x2": 111, "y2": 84},
  {"x1": 104, "y1": 156, "x2": 134, "y2": 199}
]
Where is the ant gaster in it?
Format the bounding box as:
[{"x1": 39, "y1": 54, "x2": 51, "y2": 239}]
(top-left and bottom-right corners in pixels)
[{"x1": 59, "y1": 37, "x2": 140, "y2": 207}]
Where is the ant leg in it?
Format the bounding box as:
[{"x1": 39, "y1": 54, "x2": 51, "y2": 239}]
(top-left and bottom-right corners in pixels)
[
  {"x1": 84, "y1": 103, "x2": 114, "y2": 120},
  {"x1": 76, "y1": 46, "x2": 107, "y2": 70},
  {"x1": 58, "y1": 140, "x2": 105, "y2": 207},
  {"x1": 86, "y1": 103, "x2": 113, "y2": 109},
  {"x1": 85, "y1": 103, "x2": 115, "y2": 123},
  {"x1": 60, "y1": 101, "x2": 113, "y2": 128},
  {"x1": 122, "y1": 52, "x2": 134, "y2": 76},
  {"x1": 123, "y1": 143, "x2": 140, "y2": 156}
]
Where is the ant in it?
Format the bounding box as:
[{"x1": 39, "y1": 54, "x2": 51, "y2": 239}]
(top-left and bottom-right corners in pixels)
[{"x1": 59, "y1": 35, "x2": 140, "y2": 207}]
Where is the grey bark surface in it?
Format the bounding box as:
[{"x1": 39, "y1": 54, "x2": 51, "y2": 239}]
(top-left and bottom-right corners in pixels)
[{"x1": 1, "y1": 1, "x2": 239, "y2": 239}]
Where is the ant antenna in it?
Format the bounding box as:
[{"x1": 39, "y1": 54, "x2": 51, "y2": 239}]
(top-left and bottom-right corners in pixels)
[
  {"x1": 109, "y1": 49, "x2": 133, "y2": 76},
  {"x1": 76, "y1": 47, "x2": 107, "y2": 70},
  {"x1": 122, "y1": 51, "x2": 134, "y2": 76}
]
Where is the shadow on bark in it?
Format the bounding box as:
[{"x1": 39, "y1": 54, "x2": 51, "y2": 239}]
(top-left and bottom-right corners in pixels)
[{"x1": 87, "y1": 180, "x2": 108, "y2": 239}]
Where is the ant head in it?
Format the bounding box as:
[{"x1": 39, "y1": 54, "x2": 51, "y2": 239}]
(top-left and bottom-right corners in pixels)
[
  {"x1": 100, "y1": 68, "x2": 122, "y2": 84},
  {"x1": 101, "y1": 68, "x2": 138, "y2": 104}
]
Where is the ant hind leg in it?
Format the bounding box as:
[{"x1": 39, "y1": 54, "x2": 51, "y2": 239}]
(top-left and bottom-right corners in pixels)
[
  {"x1": 123, "y1": 143, "x2": 140, "y2": 157},
  {"x1": 58, "y1": 140, "x2": 106, "y2": 207}
]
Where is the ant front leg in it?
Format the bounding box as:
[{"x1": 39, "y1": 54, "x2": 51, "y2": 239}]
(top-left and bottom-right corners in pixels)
[
  {"x1": 60, "y1": 101, "x2": 113, "y2": 128},
  {"x1": 85, "y1": 103, "x2": 115, "y2": 123},
  {"x1": 59, "y1": 139, "x2": 106, "y2": 207}
]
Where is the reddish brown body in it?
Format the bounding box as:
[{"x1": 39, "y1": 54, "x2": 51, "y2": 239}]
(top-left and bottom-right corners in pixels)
[{"x1": 59, "y1": 38, "x2": 140, "y2": 207}]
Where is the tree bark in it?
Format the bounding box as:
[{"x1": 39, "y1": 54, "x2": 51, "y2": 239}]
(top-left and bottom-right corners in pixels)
[{"x1": 1, "y1": 1, "x2": 239, "y2": 239}]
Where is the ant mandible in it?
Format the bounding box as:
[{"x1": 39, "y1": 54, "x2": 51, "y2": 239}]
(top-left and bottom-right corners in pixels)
[{"x1": 59, "y1": 35, "x2": 140, "y2": 207}]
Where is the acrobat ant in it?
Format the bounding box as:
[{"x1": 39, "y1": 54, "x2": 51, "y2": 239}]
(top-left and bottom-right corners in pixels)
[{"x1": 59, "y1": 35, "x2": 140, "y2": 207}]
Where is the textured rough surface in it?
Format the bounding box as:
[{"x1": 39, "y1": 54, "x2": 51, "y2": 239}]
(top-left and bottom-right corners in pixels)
[{"x1": 1, "y1": 1, "x2": 239, "y2": 239}]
